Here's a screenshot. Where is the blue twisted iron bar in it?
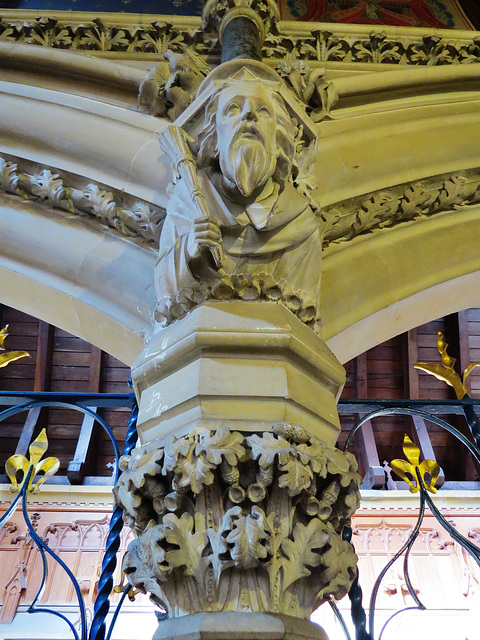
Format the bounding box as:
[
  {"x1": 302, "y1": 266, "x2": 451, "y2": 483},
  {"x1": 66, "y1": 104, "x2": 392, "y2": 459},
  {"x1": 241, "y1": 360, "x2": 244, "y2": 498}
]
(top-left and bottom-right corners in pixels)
[
  {"x1": 342, "y1": 406, "x2": 480, "y2": 640},
  {"x1": 90, "y1": 401, "x2": 139, "y2": 640},
  {"x1": 19, "y1": 465, "x2": 88, "y2": 640},
  {"x1": 0, "y1": 392, "x2": 136, "y2": 639}
]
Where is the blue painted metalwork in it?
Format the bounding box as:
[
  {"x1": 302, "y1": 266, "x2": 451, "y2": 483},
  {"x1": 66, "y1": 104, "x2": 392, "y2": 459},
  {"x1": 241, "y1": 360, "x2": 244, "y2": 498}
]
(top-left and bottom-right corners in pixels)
[
  {"x1": 20, "y1": 465, "x2": 88, "y2": 640},
  {"x1": 90, "y1": 402, "x2": 139, "y2": 640},
  {"x1": 0, "y1": 390, "x2": 137, "y2": 640},
  {"x1": 340, "y1": 403, "x2": 480, "y2": 640},
  {"x1": 1, "y1": 394, "x2": 480, "y2": 640}
]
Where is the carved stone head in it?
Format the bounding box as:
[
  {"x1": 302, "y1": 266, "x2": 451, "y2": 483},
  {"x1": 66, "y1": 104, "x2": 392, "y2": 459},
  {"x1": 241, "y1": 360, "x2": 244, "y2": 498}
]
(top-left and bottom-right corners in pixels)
[{"x1": 197, "y1": 70, "x2": 296, "y2": 198}]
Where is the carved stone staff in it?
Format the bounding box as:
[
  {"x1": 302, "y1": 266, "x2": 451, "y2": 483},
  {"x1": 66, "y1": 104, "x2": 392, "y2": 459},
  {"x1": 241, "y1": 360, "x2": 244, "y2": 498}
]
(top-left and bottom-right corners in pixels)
[{"x1": 159, "y1": 123, "x2": 224, "y2": 270}]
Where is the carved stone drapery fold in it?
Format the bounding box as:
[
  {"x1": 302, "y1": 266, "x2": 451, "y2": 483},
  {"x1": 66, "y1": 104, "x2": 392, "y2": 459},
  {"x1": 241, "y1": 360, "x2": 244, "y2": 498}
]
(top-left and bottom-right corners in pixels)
[{"x1": 114, "y1": 424, "x2": 360, "y2": 619}]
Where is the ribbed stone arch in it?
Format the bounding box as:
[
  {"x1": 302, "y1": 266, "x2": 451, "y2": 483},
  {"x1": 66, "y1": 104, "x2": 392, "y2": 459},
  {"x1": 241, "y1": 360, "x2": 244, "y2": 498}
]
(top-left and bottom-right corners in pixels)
[{"x1": 2, "y1": 45, "x2": 480, "y2": 365}]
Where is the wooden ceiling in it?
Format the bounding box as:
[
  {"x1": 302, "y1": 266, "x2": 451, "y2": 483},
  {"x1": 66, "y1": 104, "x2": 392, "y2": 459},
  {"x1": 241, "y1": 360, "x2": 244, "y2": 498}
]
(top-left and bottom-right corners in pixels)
[{"x1": 0, "y1": 303, "x2": 478, "y2": 486}]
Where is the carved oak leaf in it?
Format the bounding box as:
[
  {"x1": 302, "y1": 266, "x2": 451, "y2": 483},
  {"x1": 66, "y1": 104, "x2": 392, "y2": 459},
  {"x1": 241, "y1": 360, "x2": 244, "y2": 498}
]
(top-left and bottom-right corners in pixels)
[
  {"x1": 398, "y1": 183, "x2": 431, "y2": 220},
  {"x1": 278, "y1": 456, "x2": 313, "y2": 496},
  {"x1": 195, "y1": 427, "x2": 246, "y2": 466},
  {"x1": 315, "y1": 526, "x2": 357, "y2": 601},
  {"x1": 124, "y1": 448, "x2": 164, "y2": 490},
  {"x1": 226, "y1": 506, "x2": 269, "y2": 570},
  {"x1": 175, "y1": 452, "x2": 215, "y2": 494},
  {"x1": 70, "y1": 184, "x2": 117, "y2": 226},
  {"x1": 353, "y1": 192, "x2": 396, "y2": 237},
  {"x1": 247, "y1": 433, "x2": 293, "y2": 468},
  {"x1": 0, "y1": 158, "x2": 19, "y2": 193},
  {"x1": 297, "y1": 438, "x2": 327, "y2": 475},
  {"x1": 163, "y1": 512, "x2": 208, "y2": 577},
  {"x1": 437, "y1": 175, "x2": 474, "y2": 210},
  {"x1": 113, "y1": 476, "x2": 142, "y2": 519},
  {"x1": 324, "y1": 447, "x2": 351, "y2": 475},
  {"x1": 280, "y1": 519, "x2": 329, "y2": 592},
  {"x1": 207, "y1": 507, "x2": 238, "y2": 583},
  {"x1": 162, "y1": 434, "x2": 192, "y2": 473},
  {"x1": 24, "y1": 170, "x2": 67, "y2": 209},
  {"x1": 124, "y1": 523, "x2": 170, "y2": 586}
]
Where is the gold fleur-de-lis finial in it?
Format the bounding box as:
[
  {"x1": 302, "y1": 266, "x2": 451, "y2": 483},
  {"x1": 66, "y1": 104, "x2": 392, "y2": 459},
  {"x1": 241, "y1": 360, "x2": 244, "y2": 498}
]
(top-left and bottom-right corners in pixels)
[
  {"x1": 414, "y1": 331, "x2": 480, "y2": 400},
  {"x1": 5, "y1": 428, "x2": 60, "y2": 493},
  {"x1": 390, "y1": 435, "x2": 440, "y2": 494},
  {"x1": 0, "y1": 325, "x2": 30, "y2": 368}
]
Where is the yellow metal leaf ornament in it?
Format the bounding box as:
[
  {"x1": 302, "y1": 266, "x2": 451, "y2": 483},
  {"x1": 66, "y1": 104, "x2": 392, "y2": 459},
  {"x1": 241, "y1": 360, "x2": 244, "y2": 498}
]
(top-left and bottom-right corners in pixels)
[
  {"x1": 5, "y1": 428, "x2": 60, "y2": 493},
  {"x1": 0, "y1": 325, "x2": 30, "y2": 368},
  {"x1": 414, "y1": 332, "x2": 469, "y2": 399},
  {"x1": 390, "y1": 435, "x2": 440, "y2": 494}
]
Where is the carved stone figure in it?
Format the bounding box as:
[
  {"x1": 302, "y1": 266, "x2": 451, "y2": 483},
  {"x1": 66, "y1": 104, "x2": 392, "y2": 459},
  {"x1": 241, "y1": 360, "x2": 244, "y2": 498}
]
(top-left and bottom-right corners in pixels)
[{"x1": 154, "y1": 65, "x2": 322, "y2": 333}]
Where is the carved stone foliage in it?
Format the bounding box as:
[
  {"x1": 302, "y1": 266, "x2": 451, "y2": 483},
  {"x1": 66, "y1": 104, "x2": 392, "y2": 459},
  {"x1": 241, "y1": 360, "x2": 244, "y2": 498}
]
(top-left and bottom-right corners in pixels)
[
  {"x1": 1, "y1": 15, "x2": 480, "y2": 67},
  {"x1": 0, "y1": 17, "x2": 213, "y2": 55},
  {"x1": 0, "y1": 156, "x2": 164, "y2": 246},
  {"x1": 114, "y1": 424, "x2": 361, "y2": 618},
  {"x1": 321, "y1": 170, "x2": 480, "y2": 249},
  {"x1": 276, "y1": 56, "x2": 338, "y2": 122},
  {"x1": 138, "y1": 48, "x2": 211, "y2": 120}
]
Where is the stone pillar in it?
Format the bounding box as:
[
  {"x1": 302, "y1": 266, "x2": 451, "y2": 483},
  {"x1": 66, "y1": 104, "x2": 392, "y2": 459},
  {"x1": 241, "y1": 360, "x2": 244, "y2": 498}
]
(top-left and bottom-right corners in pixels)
[
  {"x1": 114, "y1": 304, "x2": 360, "y2": 640},
  {"x1": 114, "y1": 3, "x2": 361, "y2": 638}
]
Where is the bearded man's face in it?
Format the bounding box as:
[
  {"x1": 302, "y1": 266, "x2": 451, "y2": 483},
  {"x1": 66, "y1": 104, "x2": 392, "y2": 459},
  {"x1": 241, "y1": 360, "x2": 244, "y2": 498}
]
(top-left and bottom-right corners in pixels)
[{"x1": 216, "y1": 82, "x2": 277, "y2": 198}]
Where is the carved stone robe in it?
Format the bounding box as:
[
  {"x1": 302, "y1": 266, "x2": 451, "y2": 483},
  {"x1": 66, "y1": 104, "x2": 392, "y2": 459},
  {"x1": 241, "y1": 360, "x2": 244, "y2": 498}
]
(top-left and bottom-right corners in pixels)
[{"x1": 154, "y1": 170, "x2": 323, "y2": 331}]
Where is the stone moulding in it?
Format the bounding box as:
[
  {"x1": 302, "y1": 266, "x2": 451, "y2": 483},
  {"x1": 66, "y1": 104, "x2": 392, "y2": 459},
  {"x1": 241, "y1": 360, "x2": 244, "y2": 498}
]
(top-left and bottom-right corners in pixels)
[
  {"x1": 2, "y1": 154, "x2": 479, "y2": 252},
  {"x1": 0, "y1": 155, "x2": 164, "y2": 248},
  {"x1": 114, "y1": 424, "x2": 361, "y2": 619},
  {"x1": 320, "y1": 168, "x2": 480, "y2": 249},
  {"x1": 0, "y1": 11, "x2": 479, "y2": 66},
  {"x1": 2, "y1": 154, "x2": 480, "y2": 252}
]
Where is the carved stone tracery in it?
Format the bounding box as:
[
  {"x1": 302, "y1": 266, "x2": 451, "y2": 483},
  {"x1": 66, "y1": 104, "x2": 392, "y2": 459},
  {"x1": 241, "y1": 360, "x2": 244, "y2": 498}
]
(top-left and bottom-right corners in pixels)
[
  {"x1": 114, "y1": 424, "x2": 361, "y2": 618},
  {"x1": 1, "y1": 15, "x2": 480, "y2": 68}
]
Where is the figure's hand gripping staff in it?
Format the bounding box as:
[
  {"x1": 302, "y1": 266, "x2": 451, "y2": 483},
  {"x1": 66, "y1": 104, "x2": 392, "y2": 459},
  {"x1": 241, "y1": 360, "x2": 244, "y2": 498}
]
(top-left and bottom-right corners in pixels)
[{"x1": 159, "y1": 124, "x2": 225, "y2": 272}]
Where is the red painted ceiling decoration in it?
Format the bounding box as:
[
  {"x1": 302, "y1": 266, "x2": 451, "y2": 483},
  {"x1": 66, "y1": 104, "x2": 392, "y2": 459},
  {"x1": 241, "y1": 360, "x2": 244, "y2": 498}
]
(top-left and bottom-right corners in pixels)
[{"x1": 277, "y1": 0, "x2": 473, "y2": 28}]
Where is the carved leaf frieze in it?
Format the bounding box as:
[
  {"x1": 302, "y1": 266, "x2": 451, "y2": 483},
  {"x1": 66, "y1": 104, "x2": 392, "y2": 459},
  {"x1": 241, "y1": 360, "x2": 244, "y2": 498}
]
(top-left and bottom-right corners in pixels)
[
  {"x1": 1, "y1": 14, "x2": 480, "y2": 67},
  {"x1": 0, "y1": 154, "x2": 164, "y2": 247},
  {"x1": 321, "y1": 170, "x2": 480, "y2": 249}
]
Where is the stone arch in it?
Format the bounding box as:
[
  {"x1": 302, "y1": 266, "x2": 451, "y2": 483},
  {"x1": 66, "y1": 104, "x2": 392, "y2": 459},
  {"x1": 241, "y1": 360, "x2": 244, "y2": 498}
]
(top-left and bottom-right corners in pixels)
[{"x1": 2, "y1": 46, "x2": 480, "y2": 365}]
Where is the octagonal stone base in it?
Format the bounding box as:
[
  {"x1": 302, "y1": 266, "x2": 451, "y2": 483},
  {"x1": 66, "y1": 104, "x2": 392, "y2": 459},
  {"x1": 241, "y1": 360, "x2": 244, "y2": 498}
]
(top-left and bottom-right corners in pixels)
[
  {"x1": 132, "y1": 301, "x2": 345, "y2": 446},
  {"x1": 153, "y1": 613, "x2": 329, "y2": 640}
]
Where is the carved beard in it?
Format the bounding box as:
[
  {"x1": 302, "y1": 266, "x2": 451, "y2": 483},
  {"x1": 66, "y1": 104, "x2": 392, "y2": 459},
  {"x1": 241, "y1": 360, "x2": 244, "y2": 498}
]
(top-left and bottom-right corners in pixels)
[{"x1": 219, "y1": 137, "x2": 276, "y2": 199}]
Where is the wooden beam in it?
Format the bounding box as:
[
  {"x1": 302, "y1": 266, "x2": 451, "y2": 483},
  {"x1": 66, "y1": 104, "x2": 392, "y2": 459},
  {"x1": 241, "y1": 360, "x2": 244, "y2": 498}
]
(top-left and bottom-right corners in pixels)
[
  {"x1": 67, "y1": 345, "x2": 103, "y2": 484},
  {"x1": 34, "y1": 321, "x2": 54, "y2": 392},
  {"x1": 355, "y1": 353, "x2": 385, "y2": 489},
  {"x1": 404, "y1": 328, "x2": 446, "y2": 485},
  {"x1": 15, "y1": 321, "x2": 54, "y2": 456},
  {"x1": 404, "y1": 328, "x2": 419, "y2": 400},
  {"x1": 14, "y1": 407, "x2": 41, "y2": 457}
]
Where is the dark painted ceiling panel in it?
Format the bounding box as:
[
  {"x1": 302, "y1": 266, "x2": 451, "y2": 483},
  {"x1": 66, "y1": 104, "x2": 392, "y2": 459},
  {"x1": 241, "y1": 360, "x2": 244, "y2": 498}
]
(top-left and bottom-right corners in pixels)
[{"x1": 0, "y1": 0, "x2": 474, "y2": 29}]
